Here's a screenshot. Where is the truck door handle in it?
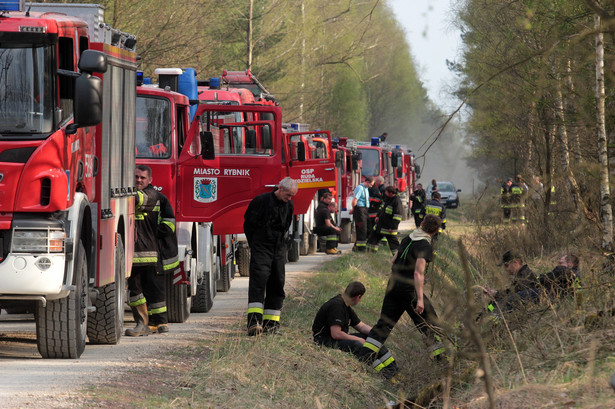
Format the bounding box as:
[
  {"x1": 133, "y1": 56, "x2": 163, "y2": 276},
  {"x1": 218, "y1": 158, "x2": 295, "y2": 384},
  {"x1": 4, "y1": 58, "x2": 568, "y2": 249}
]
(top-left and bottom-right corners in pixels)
[{"x1": 324, "y1": 168, "x2": 334, "y2": 171}]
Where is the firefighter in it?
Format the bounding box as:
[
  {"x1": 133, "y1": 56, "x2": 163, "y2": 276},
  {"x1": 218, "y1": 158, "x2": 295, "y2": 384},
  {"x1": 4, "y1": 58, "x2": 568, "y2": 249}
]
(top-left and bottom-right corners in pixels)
[
  {"x1": 410, "y1": 183, "x2": 427, "y2": 228},
  {"x1": 244, "y1": 177, "x2": 298, "y2": 336},
  {"x1": 510, "y1": 174, "x2": 528, "y2": 225},
  {"x1": 421, "y1": 191, "x2": 447, "y2": 231},
  {"x1": 366, "y1": 186, "x2": 403, "y2": 254},
  {"x1": 351, "y1": 176, "x2": 374, "y2": 252},
  {"x1": 126, "y1": 164, "x2": 179, "y2": 336},
  {"x1": 367, "y1": 176, "x2": 384, "y2": 233},
  {"x1": 358, "y1": 215, "x2": 446, "y2": 362},
  {"x1": 483, "y1": 251, "x2": 540, "y2": 315},
  {"x1": 314, "y1": 191, "x2": 341, "y2": 255},
  {"x1": 312, "y1": 281, "x2": 399, "y2": 379},
  {"x1": 500, "y1": 178, "x2": 513, "y2": 224}
]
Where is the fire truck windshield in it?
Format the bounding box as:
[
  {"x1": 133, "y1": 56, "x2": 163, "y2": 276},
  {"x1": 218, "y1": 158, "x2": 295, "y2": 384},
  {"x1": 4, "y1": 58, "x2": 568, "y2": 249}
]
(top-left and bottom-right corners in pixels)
[
  {"x1": 358, "y1": 148, "x2": 380, "y2": 177},
  {"x1": 0, "y1": 45, "x2": 54, "y2": 136},
  {"x1": 136, "y1": 95, "x2": 172, "y2": 159}
]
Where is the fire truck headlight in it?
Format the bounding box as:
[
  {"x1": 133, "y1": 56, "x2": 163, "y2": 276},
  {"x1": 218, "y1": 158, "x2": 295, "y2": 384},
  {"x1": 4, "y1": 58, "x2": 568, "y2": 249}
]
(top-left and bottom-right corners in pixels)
[
  {"x1": 12, "y1": 230, "x2": 65, "y2": 253},
  {"x1": 35, "y1": 257, "x2": 52, "y2": 271}
]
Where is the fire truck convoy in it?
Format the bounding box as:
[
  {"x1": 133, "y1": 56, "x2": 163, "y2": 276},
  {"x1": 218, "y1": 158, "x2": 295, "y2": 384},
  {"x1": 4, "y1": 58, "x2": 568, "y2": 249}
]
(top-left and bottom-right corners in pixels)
[
  {"x1": 0, "y1": 1, "x2": 416, "y2": 359},
  {"x1": 0, "y1": 2, "x2": 137, "y2": 358}
]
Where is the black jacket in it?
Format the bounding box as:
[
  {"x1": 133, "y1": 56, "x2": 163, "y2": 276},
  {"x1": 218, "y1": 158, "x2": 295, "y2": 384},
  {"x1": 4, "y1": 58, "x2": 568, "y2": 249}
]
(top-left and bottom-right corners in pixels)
[
  {"x1": 376, "y1": 193, "x2": 403, "y2": 231},
  {"x1": 244, "y1": 189, "x2": 294, "y2": 245},
  {"x1": 134, "y1": 184, "x2": 179, "y2": 274}
]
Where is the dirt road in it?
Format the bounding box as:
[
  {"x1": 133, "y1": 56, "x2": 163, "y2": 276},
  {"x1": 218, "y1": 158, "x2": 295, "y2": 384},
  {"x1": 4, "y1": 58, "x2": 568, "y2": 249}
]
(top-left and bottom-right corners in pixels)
[{"x1": 0, "y1": 241, "x2": 357, "y2": 408}]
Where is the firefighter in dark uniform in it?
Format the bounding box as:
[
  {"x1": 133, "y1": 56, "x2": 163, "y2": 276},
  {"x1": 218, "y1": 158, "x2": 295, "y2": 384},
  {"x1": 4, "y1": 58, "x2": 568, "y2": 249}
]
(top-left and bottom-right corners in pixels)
[
  {"x1": 367, "y1": 176, "x2": 384, "y2": 233},
  {"x1": 351, "y1": 176, "x2": 374, "y2": 252},
  {"x1": 366, "y1": 186, "x2": 403, "y2": 254},
  {"x1": 410, "y1": 183, "x2": 427, "y2": 228},
  {"x1": 244, "y1": 177, "x2": 298, "y2": 336},
  {"x1": 501, "y1": 178, "x2": 513, "y2": 224},
  {"x1": 314, "y1": 191, "x2": 341, "y2": 254},
  {"x1": 510, "y1": 174, "x2": 527, "y2": 224},
  {"x1": 126, "y1": 164, "x2": 179, "y2": 336},
  {"x1": 358, "y1": 215, "x2": 446, "y2": 362},
  {"x1": 312, "y1": 281, "x2": 399, "y2": 379},
  {"x1": 421, "y1": 191, "x2": 447, "y2": 231}
]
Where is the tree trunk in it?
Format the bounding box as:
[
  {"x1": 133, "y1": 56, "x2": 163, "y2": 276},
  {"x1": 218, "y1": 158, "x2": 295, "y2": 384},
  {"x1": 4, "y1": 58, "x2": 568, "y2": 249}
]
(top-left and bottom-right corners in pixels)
[
  {"x1": 595, "y1": 14, "x2": 613, "y2": 252},
  {"x1": 247, "y1": 0, "x2": 254, "y2": 70},
  {"x1": 565, "y1": 59, "x2": 582, "y2": 164}
]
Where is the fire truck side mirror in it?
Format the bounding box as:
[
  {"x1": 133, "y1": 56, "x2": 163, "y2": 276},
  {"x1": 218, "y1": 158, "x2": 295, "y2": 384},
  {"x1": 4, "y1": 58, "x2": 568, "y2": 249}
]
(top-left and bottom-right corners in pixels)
[
  {"x1": 414, "y1": 165, "x2": 421, "y2": 177},
  {"x1": 297, "y1": 142, "x2": 306, "y2": 161},
  {"x1": 200, "y1": 131, "x2": 215, "y2": 160},
  {"x1": 67, "y1": 51, "x2": 108, "y2": 134},
  {"x1": 78, "y1": 50, "x2": 108, "y2": 74},
  {"x1": 335, "y1": 151, "x2": 343, "y2": 167},
  {"x1": 351, "y1": 152, "x2": 361, "y2": 170}
]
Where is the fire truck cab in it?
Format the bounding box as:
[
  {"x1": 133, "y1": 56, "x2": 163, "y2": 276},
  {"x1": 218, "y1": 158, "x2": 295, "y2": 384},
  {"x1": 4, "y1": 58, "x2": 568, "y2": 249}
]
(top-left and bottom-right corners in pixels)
[{"x1": 0, "y1": 2, "x2": 137, "y2": 358}]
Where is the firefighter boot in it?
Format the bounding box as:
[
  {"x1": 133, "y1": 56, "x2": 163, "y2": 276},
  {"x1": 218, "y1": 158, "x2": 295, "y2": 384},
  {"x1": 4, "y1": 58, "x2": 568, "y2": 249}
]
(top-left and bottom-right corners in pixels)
[
  {"x1": 263, "y1": 319, "x2": 281, "y2": 335},
  {"x1": 125, "y1": 304, "x2": 149, "y2": 337},
  {"x1": 247, "y1": 312, "x2": 263, "y2": 336}
]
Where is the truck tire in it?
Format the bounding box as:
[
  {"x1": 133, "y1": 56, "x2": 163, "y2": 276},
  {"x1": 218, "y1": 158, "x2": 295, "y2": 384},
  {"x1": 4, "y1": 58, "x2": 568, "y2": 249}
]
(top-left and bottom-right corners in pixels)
[
  {"x1": 217, "y1": 263, "x2": 231, "y2": 293},
  {"x1": 340, "y1": 220, "x2": 352, "y2": 243},
  {"x1": 36, "y1": 241, "x2": 88, "y2": 359},
  {"x1": 191, "y1": 270, "x2": 215, "y2": 313},
  {"x1": 237, "y1": 243, "x2": 250, "y2": 277},
  {"x1": 166, "y1": 273, "x2": 190, "y2": 323},
  {"x1": 88, "y1": 235, "x2": 125, "y2": 344},
  {"x1": 300, "y1": 231, "x2": 310, "y2": 256},
  {"x1": 288, "y1": 239, "x2": 300, "y2": 262}
]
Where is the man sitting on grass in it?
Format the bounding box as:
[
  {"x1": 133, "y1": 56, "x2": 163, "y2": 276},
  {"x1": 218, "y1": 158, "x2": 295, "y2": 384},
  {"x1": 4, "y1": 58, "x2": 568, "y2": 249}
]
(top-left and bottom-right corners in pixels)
[{"x1": 312, "y1": 281, "x2": 399, "y2": 379}]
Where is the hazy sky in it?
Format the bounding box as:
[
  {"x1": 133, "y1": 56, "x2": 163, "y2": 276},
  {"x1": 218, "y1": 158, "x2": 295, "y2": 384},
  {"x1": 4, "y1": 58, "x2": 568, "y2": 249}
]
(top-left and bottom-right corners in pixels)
[{"x1": 389, "y1": 0, "x2": 462, "y2": 112}]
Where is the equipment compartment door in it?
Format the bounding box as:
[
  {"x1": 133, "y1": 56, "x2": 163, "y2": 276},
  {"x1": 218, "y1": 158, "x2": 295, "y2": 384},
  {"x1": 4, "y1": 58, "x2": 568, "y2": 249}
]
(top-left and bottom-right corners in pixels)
[{"x1": 285, "y1": 131, "x2": 336, "y2": 215}]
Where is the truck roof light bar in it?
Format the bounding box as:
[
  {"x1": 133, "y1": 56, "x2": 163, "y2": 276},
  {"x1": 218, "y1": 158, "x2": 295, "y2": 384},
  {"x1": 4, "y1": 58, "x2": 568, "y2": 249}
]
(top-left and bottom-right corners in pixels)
[{"x1": 0, "y1": 0, "x2": 23, "y2": 12}]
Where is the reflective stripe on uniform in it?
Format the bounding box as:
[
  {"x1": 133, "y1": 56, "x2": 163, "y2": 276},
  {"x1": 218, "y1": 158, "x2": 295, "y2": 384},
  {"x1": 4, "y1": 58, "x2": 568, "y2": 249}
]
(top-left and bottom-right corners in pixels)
[
  {"x1": 326, "y1": 235, "x2": 338, "y2": 241},
  {"x1": 372, "y1": 351, "x2": 395, "y2": 372},
  {"x1": 263, "y1": 309, "x2": 281, "y2": 321},
  {"x1": 248, "y1": 302, "x2": 264, "y2": 314},
  {"x1": 148, "y1": 301, "x2": 167, "y2": 315},
  {"x1": 363, "y1": 337, "x2": 382, "y2": 353},
  {"x1": 129, "y1": 293, "x2": 146, "y2": 307}
]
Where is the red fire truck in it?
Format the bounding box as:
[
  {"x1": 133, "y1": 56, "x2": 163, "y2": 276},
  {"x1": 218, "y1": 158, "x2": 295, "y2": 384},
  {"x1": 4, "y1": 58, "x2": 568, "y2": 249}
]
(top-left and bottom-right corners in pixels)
[
  {"x1": 0, "y1": 2, "x2": 137, "y2": 358},
  {"x1": 356, "y1": 138, "x2": 417, "y2": 220},
  {"x1": 282, "y1": 124, "x2": 337, "y2": 260}
]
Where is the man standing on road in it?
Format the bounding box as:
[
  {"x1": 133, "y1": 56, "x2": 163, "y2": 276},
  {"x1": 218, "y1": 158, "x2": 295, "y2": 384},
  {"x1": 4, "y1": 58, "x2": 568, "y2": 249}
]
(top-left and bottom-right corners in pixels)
[
  {"x1": 358, "y1": 215, "x2": 447, "y2": 362},
  {"x1": 366, "y1": 186, "x2": 404, "y2": 254},
  {"x1": 410, "y1": 183, "x2": 427, "y2": 228},
  {"x1": 351, "y1": 176, "x2": 374, "y2": 252},
  {"x1": 314, "y1": 192, "x2": 341, "y2": 255},
  {"x1": 367, "y1": 176, "x2": 384, "y2": 233},
  {"x1": 126, "y1": 164, "x2": 179, "y2": 336},
  {"x1": 244, "y1": 177, "x2": 298, "y2": 336},
  {"x1": 422, "y1": 191, "x2": 447, "y2": 231},
  {"x1": 312, "y1": 281, "x2": 399, "y2": 379}
]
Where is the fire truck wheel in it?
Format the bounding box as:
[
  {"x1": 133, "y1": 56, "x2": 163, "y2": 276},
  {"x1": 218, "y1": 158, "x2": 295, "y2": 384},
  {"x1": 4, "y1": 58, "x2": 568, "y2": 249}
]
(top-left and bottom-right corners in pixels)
[
  {"x1": 36, "y1": 240, "x2": 88, "y2": 359},
  {"x1": 217, "y1": 263, "x2": 231, "y2": 293},
  {"x1": 340, "y1": 220, "x2": 353, "y2": 244},
  {"x1": 88, "y1": 235, "x2": 125, "y2": 344},
  {"x1": 166, "y1": 273, "x2": 190, "y2": 323},
  {"x1": 237, "y1": 244, "x2": 250, "y2": 277},
  {"x1": 300, "y1": 231, "x2": 310, "y2": 256},
  {"x1": 191, "y1": 271, "x2": 214, "y2": 313},
  {"x1": 288, "y1": 239, "x2": 300, "y2": 262}
]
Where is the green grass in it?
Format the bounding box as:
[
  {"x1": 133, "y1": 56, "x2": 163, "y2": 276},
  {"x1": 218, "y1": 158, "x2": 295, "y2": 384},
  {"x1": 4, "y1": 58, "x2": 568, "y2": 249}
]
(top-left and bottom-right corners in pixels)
[{"x1": 82, "y1": 216, "x2": 615, "y2": 408}]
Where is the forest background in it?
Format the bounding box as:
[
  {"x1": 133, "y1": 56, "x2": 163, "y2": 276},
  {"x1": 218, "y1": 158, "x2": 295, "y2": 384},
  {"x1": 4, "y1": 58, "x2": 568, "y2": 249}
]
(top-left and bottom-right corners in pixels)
[{"x1": 34, "y1": 0, "x2": 615, "y2": 251}]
